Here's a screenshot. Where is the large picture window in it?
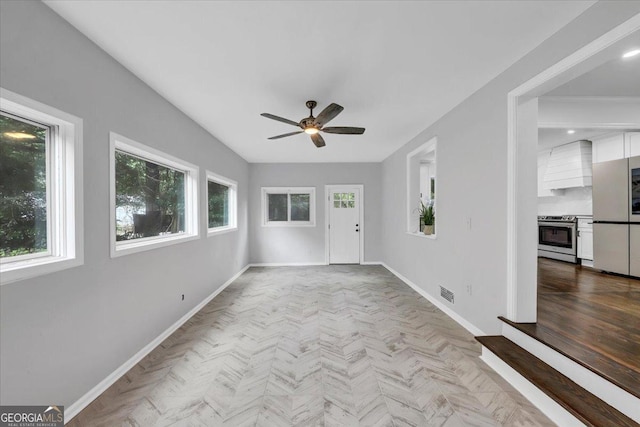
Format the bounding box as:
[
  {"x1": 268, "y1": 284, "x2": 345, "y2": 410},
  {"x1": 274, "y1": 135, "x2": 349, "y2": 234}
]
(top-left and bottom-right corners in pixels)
[
  {"x1": 207, "y1": 171, "x2": 237, "y2": 235},
  {"x1": 0, "y1": 88, "x2": 83, "y2": 284},
  {"x1": 110, "y1": 133, "x2": 198, "y2": 257},
  {"x1": 262, "y1": 187, "x2": 315, "y2": 226}
]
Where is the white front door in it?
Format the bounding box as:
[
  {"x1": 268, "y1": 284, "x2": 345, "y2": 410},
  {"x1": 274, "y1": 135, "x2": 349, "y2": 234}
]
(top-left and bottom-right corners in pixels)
[{"x1": 328, "y1": 187, "x2": 361, "y2": 264}]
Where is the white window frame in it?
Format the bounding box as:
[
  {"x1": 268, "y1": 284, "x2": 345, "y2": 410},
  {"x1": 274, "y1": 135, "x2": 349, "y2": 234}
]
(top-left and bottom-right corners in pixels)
[
  {"x1": 110, "y1": 132, "x2": 199, "y2": 257},
  {"x1": 0, "y1": 88, "x2": 84, "y2": 285},
  {"x1": 406, "y1": 137, "x2": 437, "y2": 239},
  {"x1": 261, "y1": 187, "x2": 316, "y2": 227},
  {"x1": 206, "y1": 171, "x2": 237, "y2": 236}
]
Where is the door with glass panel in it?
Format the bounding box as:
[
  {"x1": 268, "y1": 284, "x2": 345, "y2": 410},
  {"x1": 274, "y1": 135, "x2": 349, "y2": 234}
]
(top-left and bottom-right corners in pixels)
[{"x1": 329, "y1": 187, "x2": 361, "y2": 264}]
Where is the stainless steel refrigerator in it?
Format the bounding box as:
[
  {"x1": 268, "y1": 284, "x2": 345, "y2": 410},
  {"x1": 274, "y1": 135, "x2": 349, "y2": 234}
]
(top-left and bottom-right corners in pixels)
[{"x1": 592, "y1": 155, "x2": 640, "y2": 276}]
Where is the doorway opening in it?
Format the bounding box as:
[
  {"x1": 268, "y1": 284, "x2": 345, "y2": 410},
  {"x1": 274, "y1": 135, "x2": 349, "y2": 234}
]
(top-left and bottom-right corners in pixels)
[
  {"x1": 506, "y1": 15, "x2": 640, "y2": 322},
  {"x1": 505, "y1": 14, "x2": 640, "y2": 412}
]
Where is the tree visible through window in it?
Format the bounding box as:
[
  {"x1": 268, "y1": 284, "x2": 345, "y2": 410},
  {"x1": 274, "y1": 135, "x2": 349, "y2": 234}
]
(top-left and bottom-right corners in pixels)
[
  {"x1": 115, "y1": 151, "x2": 185, "y2": 241},
  {"x1": 263, "y1": 187, "x2": 315, "y2": 226},
  {"x1": 208, "y1": 181, "x2": 229, "y2": 228},
  {"x1": 0, "y1": 112, "x2": 49, "y2": 258},
  {"x1": 290, "y1": 194, "x2": 310, "y2": 221},
  {"x1": 206, "y1": 171, "x2": 237, "y2": 234}
]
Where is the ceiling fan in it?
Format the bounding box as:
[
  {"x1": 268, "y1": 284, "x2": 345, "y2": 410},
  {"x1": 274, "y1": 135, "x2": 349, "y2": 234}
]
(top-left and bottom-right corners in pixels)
[{"x1": 261, "y1": 100, "x2": 365, "y2": 148}]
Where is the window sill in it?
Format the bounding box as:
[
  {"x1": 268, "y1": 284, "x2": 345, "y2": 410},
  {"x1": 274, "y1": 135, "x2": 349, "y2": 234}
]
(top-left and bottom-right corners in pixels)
[
  {"x1": 111, "y1": 233, "x2": 199, "y2": 258},
  {"x1": 406, "y1": 231, "x2": 437, "y2": 240},
  {"x1": 207, "y1": 226, "x2": 237, "y2": 237},
  {"x1": 0, "y1": 256, "x2": 83, "y2": 285}
]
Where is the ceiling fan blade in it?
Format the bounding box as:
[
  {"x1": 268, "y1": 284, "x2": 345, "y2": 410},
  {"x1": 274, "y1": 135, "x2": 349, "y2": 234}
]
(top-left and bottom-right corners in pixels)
[
  {"x1": 322, "y1": 126, "x2": 365, "y2": 135},
  {"x1": 260, "y1": 113, "x2": 300, "y2": 127},
  {"x1": 311, "y1": 133, "x2": 326, "y2": 148},
  {"x1": 268, "y1": 131, "x2": 304, "y2": 140},
  {"x1": 314, "y1": 103, "x2": 344, "y2": 127}
]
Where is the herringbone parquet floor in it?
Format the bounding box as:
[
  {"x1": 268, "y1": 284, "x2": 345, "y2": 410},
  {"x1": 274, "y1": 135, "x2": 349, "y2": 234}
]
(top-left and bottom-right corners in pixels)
[{"x1": 68, "y1": 265, "x2": 553, "y2": 426}]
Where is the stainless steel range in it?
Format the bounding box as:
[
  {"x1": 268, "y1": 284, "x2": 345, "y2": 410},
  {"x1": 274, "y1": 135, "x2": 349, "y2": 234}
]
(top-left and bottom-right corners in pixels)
[{"x1": 538, "y1": 215, "x2": 578, "y2": 263}]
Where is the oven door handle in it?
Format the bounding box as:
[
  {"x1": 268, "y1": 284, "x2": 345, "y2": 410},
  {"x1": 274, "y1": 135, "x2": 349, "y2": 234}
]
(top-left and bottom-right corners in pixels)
[{"x1": 538, "y1": 222, "x2": 576, "y2": 228}]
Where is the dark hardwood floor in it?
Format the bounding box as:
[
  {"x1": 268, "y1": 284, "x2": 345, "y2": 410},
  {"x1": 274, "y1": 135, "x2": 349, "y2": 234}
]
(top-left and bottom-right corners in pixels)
[
  {"x1": 505, "y1": 258, "x2": 640, "y2": 399},
  {"x1": 476, "y1": 336, "x2": 638, "y2": 427}
]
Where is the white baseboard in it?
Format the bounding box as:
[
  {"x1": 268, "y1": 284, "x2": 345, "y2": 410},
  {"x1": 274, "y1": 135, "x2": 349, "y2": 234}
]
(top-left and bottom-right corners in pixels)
[
  {"x1": 480, "y1": 348, "x2": 585, "y2": 427},
  {"x1": 64, "y1": 264, "x2": 250, "y2": 423},
  {"x1": 380, "y1": 263, "x2": 485, "y2": 337},
  {"x1": 248, "y1": 262, "x2": 382, "y2": 267},
  {"x1": 502, "y1": 323, "x2": 640, "y2": 422},
  {"x1": 248, "y1": 262, "x2": 327, "y2": 267}
]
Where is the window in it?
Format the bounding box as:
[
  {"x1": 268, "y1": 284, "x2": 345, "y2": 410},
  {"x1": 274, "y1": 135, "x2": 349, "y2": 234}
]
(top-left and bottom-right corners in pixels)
[
  {"x1": 0, "y1": 88, "x2": 83, "y2": 284},
  {"x1": 207, "y1": 171, "x2": 237, "y2": 235},
  {"x1": 110, "y1": 132, "x2": 198, "y2": 257},
  {"x1": 262, "y1": 187, "x2": 315, "y2": 226},
  {"x1": 333, "y1": 192, "x2": 356, "y2": 208},
  {"x1": 406, "y1": 137, "x2": 437, "y2": 237}
]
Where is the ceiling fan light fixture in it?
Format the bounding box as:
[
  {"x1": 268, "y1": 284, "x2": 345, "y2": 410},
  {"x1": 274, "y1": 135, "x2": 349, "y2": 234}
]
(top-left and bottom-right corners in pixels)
[{"x1": 261, "y1": 101, "x2": 364, "y2": 147}]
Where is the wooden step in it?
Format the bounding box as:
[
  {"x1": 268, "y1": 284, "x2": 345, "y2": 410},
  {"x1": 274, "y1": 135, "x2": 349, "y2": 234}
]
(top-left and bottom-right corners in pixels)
[
  {"x1": 498, "y1": 315, "x2": 640, "y2": 400},
  {"x1": 476, "y1": 335, "x2": 638, "y2": 427}
]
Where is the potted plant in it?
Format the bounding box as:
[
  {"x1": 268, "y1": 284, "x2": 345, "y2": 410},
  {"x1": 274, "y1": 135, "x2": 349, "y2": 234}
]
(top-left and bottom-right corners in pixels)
[{"x1": 419, "y1": 201, "x2": 435, "y2": 235}]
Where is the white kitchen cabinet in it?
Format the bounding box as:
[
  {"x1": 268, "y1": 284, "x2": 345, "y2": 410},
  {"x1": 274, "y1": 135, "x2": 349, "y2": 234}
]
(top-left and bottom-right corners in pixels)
[
  {"x1": 592, "y1": 134, "x2": 624, "y2": 163},
  {"x1": 578, "y1": 230, "x2": 593, "y2": 261},
  {"x1": 577, "y1": 217, "x2": 593, "y2": 261}
]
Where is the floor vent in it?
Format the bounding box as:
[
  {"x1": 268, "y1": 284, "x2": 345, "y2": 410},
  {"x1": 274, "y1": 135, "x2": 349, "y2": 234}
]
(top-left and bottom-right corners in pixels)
[{"x1": 440, "y1": 286, "x2": 454, "y2": 303}]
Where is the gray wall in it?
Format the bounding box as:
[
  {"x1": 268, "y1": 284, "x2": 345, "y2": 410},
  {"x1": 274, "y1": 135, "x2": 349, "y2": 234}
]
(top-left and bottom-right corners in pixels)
[
  {"x1": 249, "y1": 163, "x2": 382, "y2": 264},
  {"x1": 380, "y1": 1, "x2": 640, "y2": 334},
  {"x1": 0, "y1": 1, "x2": 249, "y2": 407},
  {"x1": 3, "y1": 0, "x2": 640, "y2": 414}
]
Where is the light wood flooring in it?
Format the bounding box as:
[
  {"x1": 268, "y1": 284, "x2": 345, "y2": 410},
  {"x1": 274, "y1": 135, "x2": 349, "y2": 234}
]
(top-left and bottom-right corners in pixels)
[{"x1": 68, "y1": 265, "x2": 553, "y2": 426}]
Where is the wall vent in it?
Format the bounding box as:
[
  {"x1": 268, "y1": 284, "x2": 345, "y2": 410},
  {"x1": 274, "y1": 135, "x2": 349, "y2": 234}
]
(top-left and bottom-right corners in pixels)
[{"x1": 440, "y1": 286, "x2": 454, "y2": 304}]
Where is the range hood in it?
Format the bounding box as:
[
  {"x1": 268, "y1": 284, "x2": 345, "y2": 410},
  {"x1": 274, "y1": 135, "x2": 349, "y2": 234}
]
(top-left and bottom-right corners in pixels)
[{"x1": 542, "y1": 140, "x2": 593, "y2": 190}]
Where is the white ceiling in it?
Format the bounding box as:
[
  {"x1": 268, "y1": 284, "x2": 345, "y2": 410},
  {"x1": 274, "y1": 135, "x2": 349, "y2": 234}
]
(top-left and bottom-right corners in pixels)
[
  {"x1": 44, "y1": 0, "x2": 595, "y2": 163},
  {"x1": 538, "y1": 128, "x2": 616, "y2": 150},
  {"x1": 546, "y1": 51, "x2": 640, "y2": 96}
]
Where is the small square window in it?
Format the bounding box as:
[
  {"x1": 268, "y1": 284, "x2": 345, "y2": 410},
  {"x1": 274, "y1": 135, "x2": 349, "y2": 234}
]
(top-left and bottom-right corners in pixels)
[{"x1": 262, "y1": 187, "x2": 315, "y2": 227}]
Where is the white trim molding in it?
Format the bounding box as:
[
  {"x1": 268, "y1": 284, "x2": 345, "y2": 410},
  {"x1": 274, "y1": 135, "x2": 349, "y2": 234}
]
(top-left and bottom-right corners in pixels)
[
  {"x1": 381, "y1": 263, "x2": 485, "y2": 337},
  {"x1": 0, "y1": 88, "x2": 84, "y2": 285},
  {"x1": 505, "y1": 13, "x2": 640, "y2": 321},
  {"x1": 64, "y1": 264, "x2": 250, "y2": 422},
  {"x1": 109, "y1": 132, "x2": 200, "y2": 258},
  {"x1": 206, "y1": 170, "x2": 238, "y2": 236},
  {"x1": 479, "y1": 349, "x2": 585, "y2": 427},
  {"x1": 261, "y1": 186, "x2": 316, "y2": 227},
  {"x1": 249, "y1": 262, "x2": 326, "y2": 267},
  {"x1": 406, "y1": 137, "x2": 437, "y2": 236}
]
